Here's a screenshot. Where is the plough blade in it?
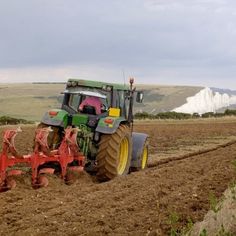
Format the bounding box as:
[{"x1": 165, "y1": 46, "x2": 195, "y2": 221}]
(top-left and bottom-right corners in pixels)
[
  {"x1": 0, "y1": 126, "x2": 85, "y2": 192},
  {"x1": 0, "y1": 177, "x2": 16, "y2": 192},
  {"x1": 32, "y1": 175, "x2": 49, "y2": 189}
]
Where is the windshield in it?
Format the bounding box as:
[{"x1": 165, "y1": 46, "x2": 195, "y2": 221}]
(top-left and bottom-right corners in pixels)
[{"x1": 65, "y1": 88, "x2": 110, "y2": 112}]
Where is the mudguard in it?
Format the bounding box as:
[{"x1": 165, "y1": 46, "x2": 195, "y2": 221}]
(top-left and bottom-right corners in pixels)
[
  {"x1": 95, "y1": 117, "x2": 127, "y2": 134},
  {"x1": 41, "y1": 109, "x2": 69, "y2": 128},
  {"x1": 130, "y1": 132, "x2": 149, "y2": 169}
]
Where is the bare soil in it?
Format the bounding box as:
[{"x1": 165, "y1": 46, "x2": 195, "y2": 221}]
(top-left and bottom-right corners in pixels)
[{"x1": 1, "y1": 119, "x2": 236, "y2": 235}]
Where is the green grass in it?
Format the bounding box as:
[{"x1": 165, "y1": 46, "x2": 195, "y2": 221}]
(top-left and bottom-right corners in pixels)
[
  {"x1": 0, "y1": 83, "x2": 64, "y2": 121},
  {"x1": 0, "y1": 83, "x2": 202, "y2": 120}
]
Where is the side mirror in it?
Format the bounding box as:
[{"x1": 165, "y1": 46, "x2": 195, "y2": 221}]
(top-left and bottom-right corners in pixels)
[{"x1": 136, "y1": 91, "x2": 144, "y2": 103}]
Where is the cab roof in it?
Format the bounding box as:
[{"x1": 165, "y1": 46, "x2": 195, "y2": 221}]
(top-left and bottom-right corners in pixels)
[
  {"x1": 67, "y1": 78, "x2": 129, "y2": 91},
  {"x1": 62, "y1": 90, "x2": 106, "y2": 99}
]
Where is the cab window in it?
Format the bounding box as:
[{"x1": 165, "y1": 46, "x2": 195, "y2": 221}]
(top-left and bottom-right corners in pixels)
[{"x1": 68, "y1": 94, "x2": 81, "y2": 111}]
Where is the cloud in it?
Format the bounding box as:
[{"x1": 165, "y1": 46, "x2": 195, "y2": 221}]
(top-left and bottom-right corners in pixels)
[
  {"x1": 0, "y1": 64, "x2": 133, "y2": 84},
  {"x1": 0, "y1": 0, "x2": 236, "y2": 89},
  {"x1": 146, "y1": 0, "x2": 229, "y2": 10},
  {"x1": 1, "y1": 63, "x2": 236, "y2": 90}
]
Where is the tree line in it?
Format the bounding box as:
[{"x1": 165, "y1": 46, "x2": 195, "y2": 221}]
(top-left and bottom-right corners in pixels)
[
  {"x1": 134, "y1": 109, "x2": 236, "y2": 120},
  {"x1": 0, "y1": 116, "x2": 34, "y2": 125}
]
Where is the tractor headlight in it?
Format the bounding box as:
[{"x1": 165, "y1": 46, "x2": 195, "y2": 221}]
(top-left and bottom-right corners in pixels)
[
  {"x1": 71, "y1": 81, "x2": 77, "y2": 87},
  {"x1": 106, "y1": 85, "x2": 112, "y2": 91},
  {"x1": 67, "y1": 81, "x2": 72, "y2": 87},
  {"x1": 102, "y1": 85, "x2": 113, "y2": 91}
]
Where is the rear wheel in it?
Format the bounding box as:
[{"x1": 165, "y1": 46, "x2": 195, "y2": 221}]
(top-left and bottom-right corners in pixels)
[{"x1": 96, "y1": 125, "x2": 132, "y2": 181}]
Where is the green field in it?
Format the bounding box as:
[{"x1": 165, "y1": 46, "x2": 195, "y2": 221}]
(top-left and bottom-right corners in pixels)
[
  {"x1": 0, "y1": 83, "x2": 64, "y2": 121},
  {"x1": 0, "y1": 83, "x2": 202, "y2": 121}
]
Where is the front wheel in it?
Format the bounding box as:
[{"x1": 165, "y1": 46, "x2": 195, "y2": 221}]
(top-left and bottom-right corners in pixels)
[
  {"x1": 96, "y1": 125, "x2": 132, "y2": 181},
  {"x1": 129, "y1": 133, "x2": 149, "y2": 172},
  {"x1": 140, "y1": 140, "x2": 149, "y2": 170}
]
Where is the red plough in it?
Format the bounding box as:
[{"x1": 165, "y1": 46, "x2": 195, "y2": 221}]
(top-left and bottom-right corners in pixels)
[{"x1": 0, "y1": 126, "x2": 85, "y2": 192}]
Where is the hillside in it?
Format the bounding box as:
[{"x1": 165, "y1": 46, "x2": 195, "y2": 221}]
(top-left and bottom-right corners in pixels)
[
  {"x1": 0, "y1": 83, "x2": 65, "y2": 121},
  {"x1": 136, "y1": 84, "x2": 203, "y2": 113},
  {"x1": 0, "y1": 83, "x2": 202, "y2": 121}
]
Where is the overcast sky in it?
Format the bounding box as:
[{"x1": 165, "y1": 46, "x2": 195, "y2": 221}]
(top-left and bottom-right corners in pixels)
[{"x1": 0, "y1": 0, "x2": 236, "y2": 89}]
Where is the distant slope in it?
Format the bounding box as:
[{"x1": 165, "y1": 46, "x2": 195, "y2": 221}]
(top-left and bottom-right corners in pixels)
[
  {"x1": 0, "y1": 83, "x2": 64, "y2": 121},
  {"x1": 0, "y1": 83, "x2": 203, "y2": 120},
  {"x1": 135, "y1": 85, "x2": 203, "y2": 113}
]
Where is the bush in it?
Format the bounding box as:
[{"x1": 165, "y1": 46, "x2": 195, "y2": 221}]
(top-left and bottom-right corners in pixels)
[
  {"x1": 134, "y1": 109, "x2": 236, "y2": 120},
  {"x1": 202, "y1": 112, "x2": 215, "y2": 118},
  {"x1": 156, "y1": 112, "x2": 192, "y2": 120},
  {"x1": 224, "y1": 109, "x2": 236, "y2": 116},
  {"x1": 0, "y1": 116, "x2": 33, "y2": 125}
]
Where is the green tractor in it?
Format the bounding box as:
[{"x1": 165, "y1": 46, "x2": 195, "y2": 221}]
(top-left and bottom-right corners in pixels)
[{"x1": 39, "y1": 78, "x2": 148, "y2": 181}]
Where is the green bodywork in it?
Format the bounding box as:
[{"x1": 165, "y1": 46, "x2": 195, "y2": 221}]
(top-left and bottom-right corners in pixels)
[
  {"x1": 72, "y1": 114, "x2": 88, "y2": 126},
  {"x1": 41, "y1": 78, "x2": 130, "y2": 158},
  {"x1": 42, "y1": 109, "x2": 68, "y2": 127},
  {"x1": 42, "y1": 109, "x2": 126, "y2": 134},
  {"x1": 96, "y1": 116, "x2": 126, "y2": 134},
  {"x1": 42, "y1": 109, "x2": 126, "y2": 157}
]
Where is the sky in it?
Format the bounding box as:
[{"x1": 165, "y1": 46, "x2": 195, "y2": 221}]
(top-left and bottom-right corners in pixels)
[{"x1": 0, "y1": 0, "x2": 236, "y2": 89}]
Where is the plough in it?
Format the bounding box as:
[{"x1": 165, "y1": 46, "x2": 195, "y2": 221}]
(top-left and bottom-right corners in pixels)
[{"x1": 0, "y1": 126, "x2": 85, "y2": 192}]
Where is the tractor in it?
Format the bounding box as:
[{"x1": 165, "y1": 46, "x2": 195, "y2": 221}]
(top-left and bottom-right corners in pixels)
[
  {"x1": 39, "y1": 78, "x2": 149, "y2": 181},
  {"x1": 0, "y1": 78, "x2": 148, "y2": 190}
]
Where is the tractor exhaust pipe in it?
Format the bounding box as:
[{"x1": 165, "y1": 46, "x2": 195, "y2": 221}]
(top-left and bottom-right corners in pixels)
[{"x1": 128, "y1": 77, "x2": 135, "y2": 133}]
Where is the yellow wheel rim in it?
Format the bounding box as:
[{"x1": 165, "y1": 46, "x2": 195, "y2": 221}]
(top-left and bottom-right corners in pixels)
[
  {"x1": 141, "y1": 146, "x2": 148, "y2": 169},
  {"x1": 118, "y1": 137, "x2": 129, "y2": 175}
]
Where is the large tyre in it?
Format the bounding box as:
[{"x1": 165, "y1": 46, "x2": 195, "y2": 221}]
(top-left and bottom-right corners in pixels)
[{"x1": 96, "y1": 124, "x2": 132, "y2": 181}]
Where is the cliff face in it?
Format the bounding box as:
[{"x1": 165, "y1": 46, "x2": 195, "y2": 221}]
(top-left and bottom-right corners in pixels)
[{"x1": 173, "y1": 87, "x2": 236, "y2": 114}]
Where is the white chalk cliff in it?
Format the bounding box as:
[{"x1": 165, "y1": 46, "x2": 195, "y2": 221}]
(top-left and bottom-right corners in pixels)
[{"x1": 173, "y1": 87, "x2": 236, "y2": 114}]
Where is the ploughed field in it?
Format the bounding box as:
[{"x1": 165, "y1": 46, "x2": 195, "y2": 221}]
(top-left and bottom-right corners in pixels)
[{"x1": 0, "y1": 118, "x2": 236, "y2": 235}]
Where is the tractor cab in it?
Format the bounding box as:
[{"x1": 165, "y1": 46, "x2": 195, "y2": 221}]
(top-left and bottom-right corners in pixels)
[
  {"x1": 61, "y1": 79, "x2": 132, "y2": 120},
  {"x1": 41, "y1": 78, "x2": 144, "y2": 131}
]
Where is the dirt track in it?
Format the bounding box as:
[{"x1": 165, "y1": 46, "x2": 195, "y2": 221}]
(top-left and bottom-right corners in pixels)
[{"x1": 1, "y1": 119, "x2": 236, "y2": 235}]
